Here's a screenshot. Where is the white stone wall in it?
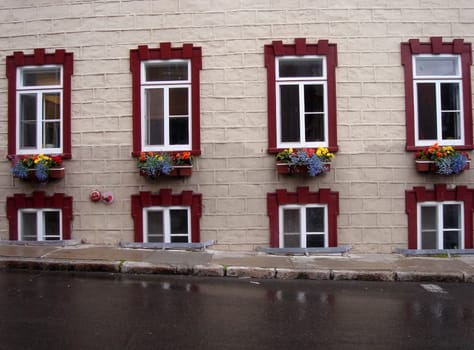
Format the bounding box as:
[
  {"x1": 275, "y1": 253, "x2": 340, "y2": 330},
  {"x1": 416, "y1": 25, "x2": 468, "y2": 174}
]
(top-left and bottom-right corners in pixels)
[{"x1": 0, "y1": 0, "x2": 473, "y2": 252}]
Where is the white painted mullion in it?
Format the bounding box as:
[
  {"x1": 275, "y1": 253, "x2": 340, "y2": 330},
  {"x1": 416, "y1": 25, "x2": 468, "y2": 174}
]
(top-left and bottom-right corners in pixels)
[
  {"x1": 435, "y1": 82, "x2": 443, "y2": 143},
  {"x1": 436, "y1": 204, "x2": 443, "y2": 249},
  {"x1": 163, "y1": 87, "x2": 170, "y2": 147},
  {"x1": 299, "y1": 83, "x2": 305, "y2": 145},
  {"x1": 163, "y1": 208, "x2": 171, "y2": 243},
  {"x1": 37, "y1": 209, "x2": 44, "y2": 241},
  {"x1": 37, "y1": 91, "x2": 43, "y2": 151},
  {"x1": 300, "y1": 206, "x2": 306, "y2": 248}
]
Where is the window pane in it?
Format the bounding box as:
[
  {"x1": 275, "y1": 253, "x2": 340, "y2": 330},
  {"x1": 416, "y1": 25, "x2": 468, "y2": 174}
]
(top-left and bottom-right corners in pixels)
[
  {"x1": 443, "y1": 204, "x2": 461, "y2": 229},
  {"x1": 415, "y1": 56, "x2": 459, "y2": 76},
  {"x1": 44, "y1": 211, "x2": 60, "y2": 240},
  {"x1": 43, "y1": 93, "x2": 60, "y2": 120},
  {"x1": 306, "y1": 234, "x2": 324, "y2": 248},
  {"x1": 421, "y1": 206, "x2": 437, "y2": 230},
  {"x1": 21, "y1": 212, "x2": 37, "y2": 241},
  {"x1": 283, "y1": 234, "x2": 300, "y2": 248},
  {"x1": 44, "y1": 122, "x2": 60, "y2": 148},
  {"x1": 22, "y1": 67, "x2": 60, "y2": 86},
  {"x1": 416, "y1": 83, "x2": 437, "y2": 140},
  {"x1": 148, "y1": 211, "x2": 164, "y2": 242},
  {"x1": 441, "y1": 83, "x2": 460, "y2": 111},
  {"x1": 283, "y1": 209, "x2": 300, "y2": 233},
  {"x1": 279, "y1": 58, "x2": 323, "y2": 78},
  {"x1": 145, "y1": 89, "x2": 164, "y2": 145},
  {"x1": 441, "y1": 112, "x2": 461, "y2": 140},
  {"x1": 145, "y1": 62, "x2": 188, "y2": 81},
  {"x1": 171, "y1": 236, "x2": 189, "y2": 243},
  {"x1": 19, "y1": 94, "x2": 37, "y2": 148},
  {"x1": 170, "y1": 209, "x2": 188, "y2": 234},
  {"x1": 443, "y1": 231, "x2": 460, "y2": 249},
  {"x1": 304, "y1": 85, "x2": 324, "y2": 112},
  {"x1": 305, "y1": 114, "x2": 325, "y2": 142},
  {"x1": 306, "y1": 207, "x2": 324, "y2": 232},
  {"x1": 280, "y1": 85, "x2": 300, "y2": 142},
  {"x1": 169, "y1": 117, "x2": 189, "y2": 145},
  {"x1": 421, "y1": 231, "x2": 437, "y2": 249},
  {"x1": 169, "y1": 88, "x2": 188, "y2": 116}
]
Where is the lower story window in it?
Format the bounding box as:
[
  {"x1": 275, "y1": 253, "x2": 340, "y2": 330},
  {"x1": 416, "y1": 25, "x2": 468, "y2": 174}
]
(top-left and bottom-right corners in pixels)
[
  {"x1": 418, "y1": 202, "x2": 463, "y2": 249},
  {"x1": 19, "y1": 209, "x2": 62, "y2": 241},
  {"x1": 280, "y1": 204, "x2": 327, "y2": 248},
  {"x1": 144, "y1": 207, "x2": 190, "y2": 243}
]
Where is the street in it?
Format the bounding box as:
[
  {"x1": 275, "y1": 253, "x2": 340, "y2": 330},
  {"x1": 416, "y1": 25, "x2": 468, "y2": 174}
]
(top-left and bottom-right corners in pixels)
[{"x1": 0, "y1": 270, "x2": 473, "y2": 349}]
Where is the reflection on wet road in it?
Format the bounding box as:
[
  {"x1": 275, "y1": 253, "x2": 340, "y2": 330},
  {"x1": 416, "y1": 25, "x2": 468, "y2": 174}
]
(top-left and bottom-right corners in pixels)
[{"x1": 0, "y1": 271, "x2": 473, "y2": 349}]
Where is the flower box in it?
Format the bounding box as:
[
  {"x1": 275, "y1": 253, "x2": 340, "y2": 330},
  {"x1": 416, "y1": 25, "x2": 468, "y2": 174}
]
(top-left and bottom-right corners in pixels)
[
  {"x1": 415, "y1": 144, "x2": 471, "y2": 175},
  {"x1": 140, "y1": 165, "x2": 192, "y2": 178},
  {"x1": 276, "y1": 162, "x2": 330, "y2": 176},
  {"x1": 415, "y1": 160, "x2": 470, "y2": 174},
  {"x1": 10, "y1": 154, "x2": 65, "y2": 183},
  {"x1": 49, "y1": 167, "x2": 65, "y2": 179}
]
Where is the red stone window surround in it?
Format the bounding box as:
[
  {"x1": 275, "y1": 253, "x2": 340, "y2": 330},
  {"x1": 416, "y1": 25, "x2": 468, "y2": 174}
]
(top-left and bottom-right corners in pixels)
[
  {"x1": 264, "y1": 38, "x2": 338, "y2": 153},
  {"x1": 401, "y1": 37, "x2": 473, "y2": 151},
  {"x1": 267, "y1": 187, "x2": 339, "y2": 248},
  {"x1": 6, "y1": 191, "x2": 73, "y2": 240},
  {"x1": 405, "y1": 184, "x2": 474, "y2": 249},
  {"x1": 6, "y1": 49, "x2": 74, "y2": 159},
  {"x1": 131, "y1": 189, "x2": 202, "y2": 243},
  {"x1": 129, "y1": 43, "x2": 202, "y2": 157}
]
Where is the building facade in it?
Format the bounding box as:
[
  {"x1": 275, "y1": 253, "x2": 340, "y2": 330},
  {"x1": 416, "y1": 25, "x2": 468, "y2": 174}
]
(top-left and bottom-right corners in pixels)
[{"x1": 0, "y1": 0, "x2": 473, "y2": 253}]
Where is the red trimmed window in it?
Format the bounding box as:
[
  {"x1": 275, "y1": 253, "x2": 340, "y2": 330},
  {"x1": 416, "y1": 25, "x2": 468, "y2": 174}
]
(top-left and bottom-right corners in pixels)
[
  {"x1": 267, "y1": 187, "x2": 339, "y2": 248},
  {"x1": 6, "y1": 191, "x2": 73, "y2": 241},
  {"x1": 6, "y1": 49, "x2": 74, "y2": 158},
  {"x1": 401, "y1": 37, "x2": 473, "y2": 150},
  {"x1": 264, "y1": 38, "x2": 338, "y2": 153},
  {"x1": 131, "y1": 189, "x2": 202, "y2": 243},
  {"x1": 405, "y1": 185, "x2": 474, "y2": 249},
  {"x1": 130, "y1": 43, "x2": 202, "y2": 156}
]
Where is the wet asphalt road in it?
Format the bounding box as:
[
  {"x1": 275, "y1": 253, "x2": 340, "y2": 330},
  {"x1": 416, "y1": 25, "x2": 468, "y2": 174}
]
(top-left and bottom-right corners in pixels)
[{"x1": 0, "y1": 270, "x2": 473, "y2": 350}]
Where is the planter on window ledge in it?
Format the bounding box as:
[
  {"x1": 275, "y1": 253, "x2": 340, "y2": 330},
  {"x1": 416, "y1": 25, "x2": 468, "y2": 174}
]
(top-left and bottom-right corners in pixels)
[
  {"x1": 415, "y1": 144, "x2": 471, "y2": 175},
  {"x1": 275, "y1": 148, "x2": 333, "y2": 177},
  {"x1": 137, "y1": 152, "x2": 193, "y2": 179},
  {"x1": 10, "y1": 154, "x2": 65, "y2": 183}
]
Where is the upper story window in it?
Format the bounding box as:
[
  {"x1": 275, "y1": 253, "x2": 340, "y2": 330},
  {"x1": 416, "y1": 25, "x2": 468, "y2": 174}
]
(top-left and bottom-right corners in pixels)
[
  {"x1": 405, "y1": 184, "x2": 474, "y2": 250},
  {"x1": 6, "y1": 191, "x2": 73, "y2": 241},
  {"x1": 144, "y1": 207, "x2": 190, "y2": 243},
  {"x1": 19, "y1": 209, "x2": 62, "y2": 241},
  {"x1": 280, "y1": 204, "x2": 328, "y2": 248},
  {"x1": 265, "y1": 38, "x2": 338, "y2": 153},
  {"x1": 267, "y1": 187, "x2": 339, "y2": 248},
  {"x1": 6, "y1": 49, "x2": 74, "y2": 158},
  {"x1": 130, "y1": 43, "x2": 202, "y2": 156},
  {"x1": 131, "y1": 189, "x2": 202, "y2": 243},
  {"x1": 401, "y1": 37, "x2": 473, "y2": 150}
]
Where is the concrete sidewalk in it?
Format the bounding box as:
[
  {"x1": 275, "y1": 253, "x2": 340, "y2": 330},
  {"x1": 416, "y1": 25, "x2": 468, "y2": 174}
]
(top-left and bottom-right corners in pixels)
[{"x1": 1, "y1": 243, "x2": 474, "y2": 282}]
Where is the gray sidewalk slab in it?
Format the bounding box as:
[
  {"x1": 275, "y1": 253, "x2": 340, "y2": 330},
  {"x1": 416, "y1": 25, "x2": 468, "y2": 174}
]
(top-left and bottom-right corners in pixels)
[{"x1": 0, "y1": 243, "x2": 474, "y2": 282}]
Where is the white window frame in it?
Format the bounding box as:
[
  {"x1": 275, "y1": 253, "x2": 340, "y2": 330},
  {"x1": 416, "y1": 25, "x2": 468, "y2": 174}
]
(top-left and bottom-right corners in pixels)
[
  {"x1": 412, "y1": 54, "x2": 464, "y2": 147},
  {"x1": 143, "y1": 206, "x2": 191, "y2": 243},
  {"x1": 140, "y1": 59, "x2": 192, "y2": 152},
  {"x1": 18, "y1": 208, "x2": 62, "y2": 241},
  {"x1": 16, "y1": 65, "x2": 63, "y2": 155},
  {"x1": 417, "y1": 201, "x2": 464, "y2": 249},
  {"x1": 275, "y1": 55, "x2": 328, "y2": 149},
  {"x1": 279, "y1": 204, "x2": 328, "y2": 248}
]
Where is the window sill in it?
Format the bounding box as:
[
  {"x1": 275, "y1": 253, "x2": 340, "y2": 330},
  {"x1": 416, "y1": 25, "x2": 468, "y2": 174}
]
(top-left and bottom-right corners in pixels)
[
  {"x1": 395, "y1": 248, "x2": 474, "y2": 257},
  {"x1": 257, "y1": 245, "x2": 351, "y2": 256},
  {"x1": 120, "y1": 240, "x2": 214, "y2": 251},
  {"x1": 0, "y1": 239, "x2": 80, "y2": 247}
]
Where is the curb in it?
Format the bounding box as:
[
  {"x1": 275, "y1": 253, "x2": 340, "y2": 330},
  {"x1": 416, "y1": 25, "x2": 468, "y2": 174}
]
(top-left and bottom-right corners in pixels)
[{"x1": 0, "y1": 258, "x2": 473, "y2": 283}]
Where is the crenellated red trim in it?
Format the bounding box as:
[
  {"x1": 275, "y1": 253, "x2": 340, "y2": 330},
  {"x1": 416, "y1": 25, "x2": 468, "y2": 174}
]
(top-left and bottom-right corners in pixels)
[
  {"x1": 264, "y1": 38, "x2": 338, "y2": 153},
  {"x1": 405, "y1": 184, "x2": 474, "y2": 249},
  {"x1": 267, "y1": 187, "x2": 339, "y2": 248},
  {"x1": 401, "y1": 37, "x2": 473, "y2": 151},
  {"x1": 129, "y1": 43, "x2": 202, "y2": 157},
  {"x1": 131, "y1": 189, "x2": 202, "y2": 243},
  {"x1": 6, "y1": 49, "x2": 74, "y2": 159},
  {"x1": 6, "y1": 191, "x2": 73, "y2": 240}
]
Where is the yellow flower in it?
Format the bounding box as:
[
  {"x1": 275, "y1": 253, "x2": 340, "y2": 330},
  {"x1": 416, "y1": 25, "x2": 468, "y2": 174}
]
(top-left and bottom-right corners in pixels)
[{"x1": 288, "y1": 148, "x2": 293, "y2": 153}]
